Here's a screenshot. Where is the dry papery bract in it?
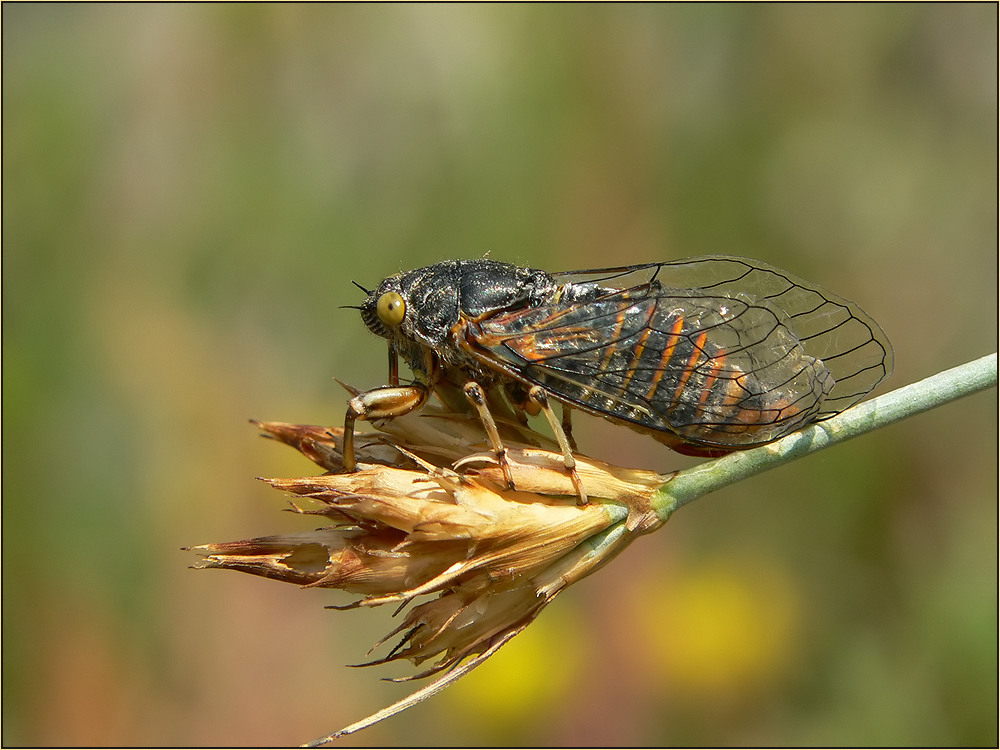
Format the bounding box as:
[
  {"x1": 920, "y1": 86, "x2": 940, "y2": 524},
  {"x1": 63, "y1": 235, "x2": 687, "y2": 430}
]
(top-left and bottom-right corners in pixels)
[{"x1": 190, "y1": 401, "x2": 671, "y2": 742}]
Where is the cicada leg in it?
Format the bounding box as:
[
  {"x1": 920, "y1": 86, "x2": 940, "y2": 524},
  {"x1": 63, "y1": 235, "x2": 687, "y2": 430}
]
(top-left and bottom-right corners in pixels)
[
  {"x1": 342, "y1": 384, "x2": 430, "y2": 471},
  {"x1": 561, "y1": 404, "x2": 578, "y2": 453},
  {"x1": 528, "y1": 386, "x2": 587, "y2": 505},
  {"x1": 462, "y1": 381, "x2": 516, "y2": 489},
  {"x1": 387, "y1": 346, "x2": 399, "y2": 387}
]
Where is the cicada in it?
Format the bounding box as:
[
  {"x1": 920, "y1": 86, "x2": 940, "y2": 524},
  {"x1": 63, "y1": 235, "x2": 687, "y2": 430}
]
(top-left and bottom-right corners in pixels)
[{"x1": 343, "y1": 257, "x2": 893, "y2": 499}]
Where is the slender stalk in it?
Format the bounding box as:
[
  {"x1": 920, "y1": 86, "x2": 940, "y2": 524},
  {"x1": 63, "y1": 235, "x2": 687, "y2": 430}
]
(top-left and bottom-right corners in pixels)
[{"x1": 652, "y1": 352, "x2": 998, "y2": 522}]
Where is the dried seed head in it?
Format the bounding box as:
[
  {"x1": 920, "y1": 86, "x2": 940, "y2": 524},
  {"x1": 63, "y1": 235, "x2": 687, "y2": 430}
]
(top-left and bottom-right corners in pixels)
[{"x1": 191, "y1": 401, "x2": 671, "y2": 742}]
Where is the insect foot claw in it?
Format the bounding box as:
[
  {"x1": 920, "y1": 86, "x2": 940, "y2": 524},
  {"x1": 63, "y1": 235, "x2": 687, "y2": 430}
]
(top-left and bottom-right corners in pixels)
[
  {"x1": 570, "y1": 467, "x2": 588, "y2": 505},
  {"x1": 452, "y1": 450, "x2": 516, "y2": 491},
  {"x1": 497, "y1": 448, "x2": 516, "y2": 490}
]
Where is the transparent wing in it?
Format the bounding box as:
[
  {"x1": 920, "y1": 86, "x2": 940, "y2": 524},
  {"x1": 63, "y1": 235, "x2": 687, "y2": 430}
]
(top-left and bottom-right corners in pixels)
[
  {"x1": 549, "y1": 256, "x2": 894, "y2": 417},
  {"x1": 465, "y1": 257, "x2": 892, "y2": 449}
]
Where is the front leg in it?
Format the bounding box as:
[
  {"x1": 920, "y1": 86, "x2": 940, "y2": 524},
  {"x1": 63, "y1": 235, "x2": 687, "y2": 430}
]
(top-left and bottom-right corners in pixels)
[{"x1": 342, "y1": 384, "x2": 429, "y2": 471}]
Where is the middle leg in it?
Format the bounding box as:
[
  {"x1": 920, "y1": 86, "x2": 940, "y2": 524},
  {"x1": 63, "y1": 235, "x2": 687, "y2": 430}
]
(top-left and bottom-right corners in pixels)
[
  {"x1": 462, "y1": 381, "x2": 516, "y2": 489},
  {"x1": 528, "y1": 386, "x2": 588, "y2": 504}
]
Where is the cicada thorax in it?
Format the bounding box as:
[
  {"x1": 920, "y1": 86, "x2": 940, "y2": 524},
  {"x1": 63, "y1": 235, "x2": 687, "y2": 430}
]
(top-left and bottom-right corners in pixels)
[{"x1": 465, "y1": 285, "x2": 835, "y2": 452}]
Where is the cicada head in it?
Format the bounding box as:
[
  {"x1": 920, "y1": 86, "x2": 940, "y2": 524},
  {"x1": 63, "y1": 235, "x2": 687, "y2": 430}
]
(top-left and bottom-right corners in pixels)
[
  {"x1": 358, "y1": 274, "x2": 407, "y2": 342},
  {"x1": 357, "y1": 266, "x2": 459, "y2": 362}
]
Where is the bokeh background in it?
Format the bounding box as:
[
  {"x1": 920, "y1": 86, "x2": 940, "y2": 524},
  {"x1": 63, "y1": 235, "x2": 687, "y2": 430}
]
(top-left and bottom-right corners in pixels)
[{"x1": 3, "y1": 4, "x2": 996, "y2": 746}]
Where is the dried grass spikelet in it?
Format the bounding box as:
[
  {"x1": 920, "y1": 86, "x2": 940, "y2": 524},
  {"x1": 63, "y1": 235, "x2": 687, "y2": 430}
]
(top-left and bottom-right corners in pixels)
[{"x1": 189, "y1": 398, "x2": 672, "y2": 744}]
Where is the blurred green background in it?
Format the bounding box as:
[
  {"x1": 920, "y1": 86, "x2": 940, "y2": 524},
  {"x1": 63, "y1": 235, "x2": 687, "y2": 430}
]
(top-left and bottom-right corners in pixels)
[{"x1": 3, "y1": 4, "x2": 996, "y2": 746}]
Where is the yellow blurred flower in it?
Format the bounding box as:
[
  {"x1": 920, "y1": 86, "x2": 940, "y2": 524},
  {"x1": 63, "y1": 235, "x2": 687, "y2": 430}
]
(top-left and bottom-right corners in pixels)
[{"x1": 633, "y1": 555, "x2": 801, "y2": 699}]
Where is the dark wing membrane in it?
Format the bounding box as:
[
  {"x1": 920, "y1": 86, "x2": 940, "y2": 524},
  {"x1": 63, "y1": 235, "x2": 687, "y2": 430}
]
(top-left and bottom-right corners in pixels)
[
  {"x1": 466, "y1": 285, "x2": 837, "y2": 449},
  {"x1": 549, "y1": 256, "x2": 893, "y2": 418}
]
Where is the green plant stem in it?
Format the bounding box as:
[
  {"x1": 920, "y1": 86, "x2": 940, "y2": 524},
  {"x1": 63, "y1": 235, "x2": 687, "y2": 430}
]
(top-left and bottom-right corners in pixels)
[{"x1": 652, "y1": 352, "x2": 998, "y2": 522}]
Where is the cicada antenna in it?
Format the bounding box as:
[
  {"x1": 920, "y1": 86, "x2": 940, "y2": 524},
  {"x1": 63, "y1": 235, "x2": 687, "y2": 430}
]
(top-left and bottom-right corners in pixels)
[{"x1": 341, "y1": 280, "x2": 373, "y2": 310}]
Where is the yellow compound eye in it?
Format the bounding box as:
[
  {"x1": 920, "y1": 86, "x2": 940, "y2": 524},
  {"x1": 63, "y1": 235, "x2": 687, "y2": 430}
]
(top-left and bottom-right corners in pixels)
[{"x1": 376, "y1": 291, "x2": 406, "y2": 327}]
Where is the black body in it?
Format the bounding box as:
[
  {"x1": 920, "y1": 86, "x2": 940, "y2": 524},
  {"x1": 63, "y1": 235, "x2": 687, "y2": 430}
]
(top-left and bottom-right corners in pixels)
[{"x1": 355, "y1": 257, "x2": 893, "y2": 452}]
